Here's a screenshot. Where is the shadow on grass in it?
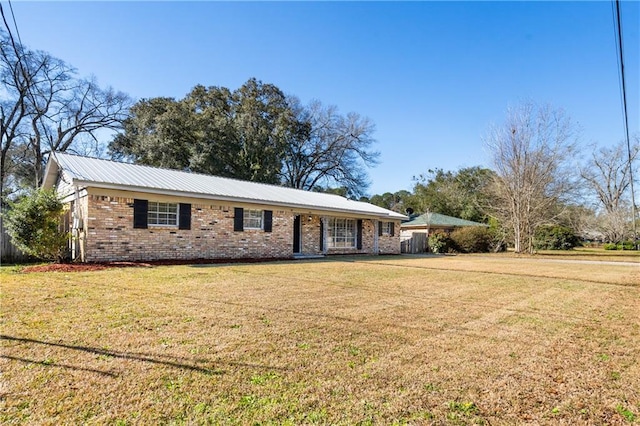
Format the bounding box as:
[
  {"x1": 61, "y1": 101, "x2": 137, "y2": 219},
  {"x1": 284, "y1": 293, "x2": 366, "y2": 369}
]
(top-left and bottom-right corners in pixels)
[
  {"x1": 1, "y1": 335, "x2": 287, "y2": 377},
  {"x1": 0, "y1": 354, "x2": 118, "y2": 377}
]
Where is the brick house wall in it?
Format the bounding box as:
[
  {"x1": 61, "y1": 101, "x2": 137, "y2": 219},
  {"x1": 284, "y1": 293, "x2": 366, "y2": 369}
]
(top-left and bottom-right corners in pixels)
[
  {"x1": 70, "y1": 188, "x2": 400, "y2": 262},
  {"x1": 299, "y1": 215, "x2": 322, "y2": 255},
  {"x1": 298, "y1": 216, "x2": 401, "y2": 256},
  {"x1": 378, "y1": 224, "x2": 401, "y2": 254},
  {"x1": 83, "y1": 193, "x2": 293, "y2": 262}
]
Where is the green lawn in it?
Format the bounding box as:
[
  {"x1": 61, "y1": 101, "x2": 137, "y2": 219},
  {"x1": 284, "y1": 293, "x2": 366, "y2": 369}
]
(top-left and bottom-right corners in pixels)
[{"x1": 1, "y1": 255, "x2": 638, "y2": 425}]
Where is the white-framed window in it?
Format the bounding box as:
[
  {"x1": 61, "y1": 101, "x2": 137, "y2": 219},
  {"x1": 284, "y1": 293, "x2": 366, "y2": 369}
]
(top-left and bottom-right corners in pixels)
[
  {"x1": 382, "y1": 222, "x2": 392, "y2": 235},
  {"x1": 243, "y1": 209, "x2": 263, "y2": 229},
  {"x1": 328, "y1": 218, "x2": 356, "y2": 248},
  {"x1": 148, "y1": 202, "x2": 178, "y2": 226}
]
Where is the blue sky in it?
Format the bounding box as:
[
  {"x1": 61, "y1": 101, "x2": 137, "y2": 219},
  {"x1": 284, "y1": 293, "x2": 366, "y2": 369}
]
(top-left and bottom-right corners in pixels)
[{"x1": 11, "y1": 1, "x2": 640, "y2": 196}]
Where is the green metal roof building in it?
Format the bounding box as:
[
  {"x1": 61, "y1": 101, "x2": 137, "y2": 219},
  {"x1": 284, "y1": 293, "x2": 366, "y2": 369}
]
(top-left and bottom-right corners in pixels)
[{"x1": 401, "y1": 212, "x2": 487, "y2": 230}]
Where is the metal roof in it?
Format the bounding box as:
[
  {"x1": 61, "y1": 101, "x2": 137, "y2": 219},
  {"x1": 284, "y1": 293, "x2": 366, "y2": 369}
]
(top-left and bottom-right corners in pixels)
[
  {"x1": 401, "y1": 212, "x2": 487, "y2": 228},
  {"x1": 43, "y1": 153, "x2": 407, "y2": 220}
]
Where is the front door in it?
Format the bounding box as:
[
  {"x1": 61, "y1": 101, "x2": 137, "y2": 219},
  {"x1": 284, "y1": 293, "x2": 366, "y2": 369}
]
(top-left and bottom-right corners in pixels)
[{"x1": 293, "y1": 215, "x2": 301, "y2": 254}]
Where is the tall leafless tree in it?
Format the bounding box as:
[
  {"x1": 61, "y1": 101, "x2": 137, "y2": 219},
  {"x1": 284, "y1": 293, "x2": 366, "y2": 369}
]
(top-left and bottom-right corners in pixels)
[
  {"x1": 0, "y1": 28, "x2": 130, "y2": 201},
  {"x1": 1, "y1": 30, "x2": 66, "y2": 200},
  {"x1": 280, "y1": 98, "x2": 379, "y2": 198},
  {"x1": 484, "y1": 103, "x2": 579, "y2": 253},
  {"x1": 580, "y1": 138, "x2": 639, "y2": 242}
]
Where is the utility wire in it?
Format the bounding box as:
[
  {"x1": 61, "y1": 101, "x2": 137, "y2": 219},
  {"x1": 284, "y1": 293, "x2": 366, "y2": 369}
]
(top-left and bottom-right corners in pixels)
[
  {"x1": 613, "y1": 0, "x2": 637, "y2": 248},
  {"x1": 610, "y1": 1, "x2": 624, "y2": 123},
  {"x1": 0, "y1": 1, "x2": 33, "y2": 104},
  {"x1": 0, "y1": 3, "x2": 17, "y2": 50},
  {"x1": 7, "y1": 0, "x2": 22, "y2": 46},
  {"x1": 1, "y1": 1, "x2": 38, "y2": 104},
  {"x1": 0, "y1": 2, "x2": 24, "y2": 75}
]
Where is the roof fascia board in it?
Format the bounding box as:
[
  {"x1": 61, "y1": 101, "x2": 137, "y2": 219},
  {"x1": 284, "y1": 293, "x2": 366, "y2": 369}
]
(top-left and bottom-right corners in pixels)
[{"x1": 41, "y1": 156, "x2": 59, "y2": 189}]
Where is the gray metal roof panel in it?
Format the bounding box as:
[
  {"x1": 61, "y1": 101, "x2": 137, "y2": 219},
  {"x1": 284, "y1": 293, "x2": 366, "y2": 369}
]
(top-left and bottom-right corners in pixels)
[{"x1": 48, "y1": 153, "x2": 407, "y2": 219}]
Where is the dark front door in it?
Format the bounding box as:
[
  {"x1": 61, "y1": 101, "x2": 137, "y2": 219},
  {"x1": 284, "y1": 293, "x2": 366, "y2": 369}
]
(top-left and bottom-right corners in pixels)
[{"x1": 293, "y1": 215, "x2": 301, "y2": 254}]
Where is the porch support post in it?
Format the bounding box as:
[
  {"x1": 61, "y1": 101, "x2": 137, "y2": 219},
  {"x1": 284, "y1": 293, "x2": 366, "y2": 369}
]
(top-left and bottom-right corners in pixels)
[
  {"x1": 321, "y1": 216, "x2": 328, "y2": 255},
  {"x1": 374, "y1": 219, "x2": 379, "y2": 254}
]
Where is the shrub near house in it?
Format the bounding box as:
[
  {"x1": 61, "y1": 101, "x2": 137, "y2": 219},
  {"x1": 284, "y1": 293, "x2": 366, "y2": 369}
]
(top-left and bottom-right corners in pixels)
[
  {"x1": 533, "y1": 225, "x2": 580, "y2": 250},
  {"x1": 451, "y1": 227, "x2": 495, "y2": 253},
  {"x1": 5, "y1": 189, "x2": 68, "y2": 261}
]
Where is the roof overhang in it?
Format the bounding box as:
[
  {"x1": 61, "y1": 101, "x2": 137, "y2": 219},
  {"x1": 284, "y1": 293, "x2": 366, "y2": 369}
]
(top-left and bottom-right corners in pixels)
[
  {"x1": 71, "y1": 179, "x2": 408, "y2": 220},
  {"x1": 44, "y1": 153, "x2": 408, "y2": 220},
  {"x1": 41, "y1": 156, "x2": 60, "y2": 189}
]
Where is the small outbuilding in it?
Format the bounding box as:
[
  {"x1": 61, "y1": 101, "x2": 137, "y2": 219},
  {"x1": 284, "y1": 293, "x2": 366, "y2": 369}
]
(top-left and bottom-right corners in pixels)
[
  {"x1": 42, "y1": 153, "x2": 406, "y2": 262},
  {"x1": 400, "y1": 212, "x2": 487, "y2": 253}
]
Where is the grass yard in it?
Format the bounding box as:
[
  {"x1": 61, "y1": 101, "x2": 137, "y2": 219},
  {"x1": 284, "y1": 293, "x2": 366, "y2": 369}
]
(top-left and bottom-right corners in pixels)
[
  {"x1": 486, "y1": 247, "x2": 640, "y2": 263},
  {"x1": 1, "y1": 254, "x2": 639, "y2": 425}
]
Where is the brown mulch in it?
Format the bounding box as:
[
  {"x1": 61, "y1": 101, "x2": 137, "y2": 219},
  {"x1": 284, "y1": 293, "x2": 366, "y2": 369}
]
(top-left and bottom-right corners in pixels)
[
  {"x1": 21, "y1": 262, "x2": 152, "y2": 273},
  {"x1": 20, "y1": 257, "x2": 293, "y2": 273}
]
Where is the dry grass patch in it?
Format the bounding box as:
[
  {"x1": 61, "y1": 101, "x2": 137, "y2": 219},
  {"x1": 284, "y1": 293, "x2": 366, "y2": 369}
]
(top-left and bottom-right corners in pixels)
[
  {"x1": 491, "y1": 247, "x2": 640, "y2": 263},
  {"x1": 1, "y1": 255, "x2": 639, "y2": 424}
]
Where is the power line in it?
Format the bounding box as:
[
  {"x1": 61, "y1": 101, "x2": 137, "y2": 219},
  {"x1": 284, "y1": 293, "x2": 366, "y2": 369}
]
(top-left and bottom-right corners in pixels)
[
  {"x1": 0, "y1": 1, "x2": 20, "y2": 46},
  {"x1": 7, "y1": 0, "x2": 23, "y2": 47},
  {"x1": 0, "y1": 3, "x2": 16, "y2": 47},
  {"x1": 612, "y1": 0, "x2": 637, "y2": 247},
  {"x1": 610, "y1": 1, "x2": 624, "y2": 126},
  {"x1": 0, "y1": 1, "x2": 29, "y2": 88}
]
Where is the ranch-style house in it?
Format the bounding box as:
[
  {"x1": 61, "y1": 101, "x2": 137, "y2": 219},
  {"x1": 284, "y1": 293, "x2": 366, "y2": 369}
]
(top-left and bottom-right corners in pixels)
[{"x1": 42, "y1": 153, "x2": 406, "y2": 262}]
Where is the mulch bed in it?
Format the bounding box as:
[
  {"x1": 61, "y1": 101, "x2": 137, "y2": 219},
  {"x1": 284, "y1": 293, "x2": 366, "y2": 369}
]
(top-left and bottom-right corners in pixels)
[
  {"x1": 21, "y1": 262, "x2": 151, "y2": 273},
  {"x1": 20, "y1": 257, "x2": 292, "y2": 273}
]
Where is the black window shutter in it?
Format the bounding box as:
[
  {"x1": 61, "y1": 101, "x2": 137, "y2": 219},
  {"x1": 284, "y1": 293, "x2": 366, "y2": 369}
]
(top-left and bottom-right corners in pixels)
[
  {"x1": 378, "y1": 221, "x2": 383, "y2": 236},
  {"x1": 179, "y1": 203, "x2": 191, "y2": 230},
  {"x1": 390, "y1": 222, "x2": 395, "y2": 236},
  {"x1": 264, "y1": 210, "x2": 273, "y2": 232},
  {"x1": 357, "y1": 219, "x2": 363, "y2": 250},
  {"x1": 319, "y1": 220, "x2": 324, "y2": 251},
  {"x1": 234, "y1": 207, "x2": 244, "y2": 232},
  {"x1": 133, "y1": 199, "x2": 148, "y2": 229}
]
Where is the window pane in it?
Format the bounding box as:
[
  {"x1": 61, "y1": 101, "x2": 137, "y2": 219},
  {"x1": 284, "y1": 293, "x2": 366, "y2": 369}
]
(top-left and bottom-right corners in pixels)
[
  {"x1": 382, "y1": 222, "x2": 391, "y2": 235},
  {"x1": 148, "y1": 202, "x2": 178, "y2": 226},
  {"x1": 243, "y1": 209, "x2": 263, "y2": 229},
  {"x1": 328, "y1": 218, "x2": 356, "y2": 248}
]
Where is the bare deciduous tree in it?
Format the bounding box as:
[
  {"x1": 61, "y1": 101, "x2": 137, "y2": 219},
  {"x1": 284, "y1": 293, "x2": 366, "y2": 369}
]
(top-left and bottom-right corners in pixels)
[
  {"x1": 597, "y1": 207, "x2": 632, "y2": 244},
  {"x1": 0, "y1": 28, "x2": 130, "y2": 201},
  {"x1": 484, "y1": 103, "x2": 579, "y2": 253},
  {"x1": 1, "y1": 30, "x2": 68, "y2": 200},
  {"x1": 580, "y1": 138, "x2": 639, "y2": 242},
  {"x1": 280, "y1": 98, "x2": 379, "y2": 198}
]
